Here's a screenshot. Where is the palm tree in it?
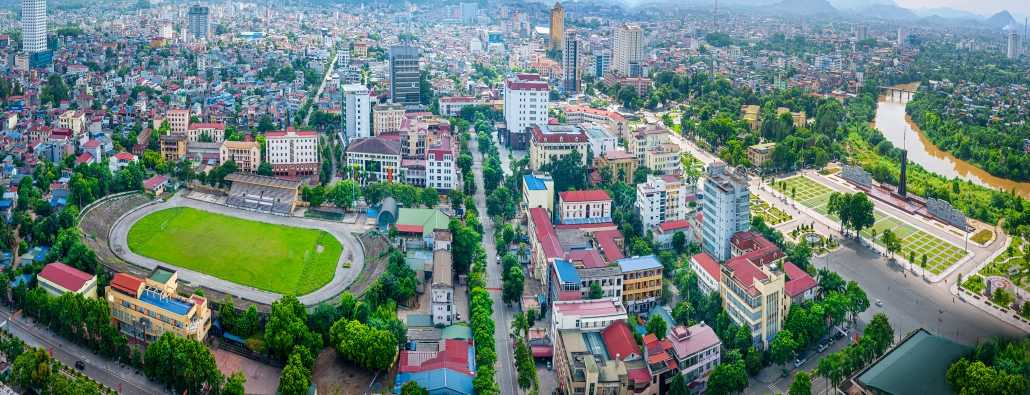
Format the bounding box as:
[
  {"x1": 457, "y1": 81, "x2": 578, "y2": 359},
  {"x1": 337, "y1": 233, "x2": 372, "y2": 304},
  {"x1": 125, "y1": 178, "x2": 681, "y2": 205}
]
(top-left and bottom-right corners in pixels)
[
  {"x1": 870, "y1": 229, "x2": 878, "y2": 251},
  {"x1": 0, "y1": 221, "x2": 14, "y2": 256},
  {"x1": 516, "y1": 243, "x2": 528, "y2": 263},
  {"x1": 921, "y1": 254, "x2": 928, "y2": 277}
]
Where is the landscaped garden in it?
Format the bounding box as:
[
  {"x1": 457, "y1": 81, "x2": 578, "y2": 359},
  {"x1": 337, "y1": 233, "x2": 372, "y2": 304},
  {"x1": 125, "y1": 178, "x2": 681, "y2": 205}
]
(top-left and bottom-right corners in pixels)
[
  {"x1": 772, "y1": 175, "x2": 968, "y2": 275},
  {"x1": 977, "y1": 237, "x2": 1030, "y2": 289},
  {"x1": 971, "y1": 229, "x2": 993, "y2": 245},
  {"x1": 127, "y1": 207, "x2": 342, "y2": 295},
  {"x1": 751, "y1": 194, "x2": 792, "y2": 225}
]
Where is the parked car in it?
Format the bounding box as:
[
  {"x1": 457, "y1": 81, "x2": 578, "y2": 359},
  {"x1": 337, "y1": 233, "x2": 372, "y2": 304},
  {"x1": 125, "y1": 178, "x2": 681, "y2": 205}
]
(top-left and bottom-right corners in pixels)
[
  {"x1": 876, "y1": 299, "x2": 882, "y2": 307},
  {"x1": 817, "y1": 339, "x2": 829, "y2": 353},
  {"x1": 794, "y1": 352, "x2": 808, "y2": 368},
  {"x1": 75, "y1": 361, "x2": 85, "y2": 370}
]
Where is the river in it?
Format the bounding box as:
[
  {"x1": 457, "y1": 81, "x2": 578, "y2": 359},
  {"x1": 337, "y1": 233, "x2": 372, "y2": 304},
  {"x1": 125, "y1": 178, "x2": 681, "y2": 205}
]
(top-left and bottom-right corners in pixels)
[{"x1": 872, "y1": 82, "x2": 1030, "y2": 199}]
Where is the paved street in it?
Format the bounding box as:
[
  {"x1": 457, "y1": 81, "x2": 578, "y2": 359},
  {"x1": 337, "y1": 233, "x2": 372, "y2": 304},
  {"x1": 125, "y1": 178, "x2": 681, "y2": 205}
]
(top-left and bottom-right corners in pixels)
[
  {"x1": 4, "y1": 309, "x2": 162, "y2": 395},
  {"x1": 107, "y1": 193, "x2": 367, "y2": 305},
  {"x1": 303, "y1": 53, "x2": 339, "y2": 127},
  {"x1": 470, "y1": 135, "x2": 520, "y2": 395}
]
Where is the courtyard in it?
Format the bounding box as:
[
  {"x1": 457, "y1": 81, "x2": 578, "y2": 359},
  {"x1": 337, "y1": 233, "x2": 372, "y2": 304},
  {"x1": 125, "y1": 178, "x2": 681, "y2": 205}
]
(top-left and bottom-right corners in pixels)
[
  {"x1": 771, "y1": 175, "x2": 967, "y2": 274},
  {"x1": 127, "y1": 207, "x2": 342, "y2": 295}
]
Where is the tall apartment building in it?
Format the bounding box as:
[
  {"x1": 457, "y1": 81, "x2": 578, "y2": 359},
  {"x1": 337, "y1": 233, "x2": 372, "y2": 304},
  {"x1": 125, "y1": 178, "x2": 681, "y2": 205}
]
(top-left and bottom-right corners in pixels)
[
  {"x1": 594, "y1": 50, "x2": 611, "y2": 78},
  {"x1": 266, "y1": 127, "x2": 319, "y2": 179},
  {"x1": 220, "y1": 141, "x2": 261, "y2": 172},
  {"x1": 21, "y1": 0, "x2": 46, "y2": 54},
  {"x1": 617, "y1": 255, "x2": 663, "y2": 313},
  {"x1": 1008, "y1": 32, "x2": 1023, "y2": 59},
  {"x1": 897, "y1": 27, "x2": 907, "y2": 48},
  {"x1": 459, "y1": 2, "x2": 477, "y2": 23},
  {"x1": 373, "y1": 103, "x2": 405, "y2": 135},
  {"x1": 561, "y1": 30, "x2": 580, "y2": 93},
  {"x1": 389, "y1": 46, "x2": 421, "y2": 108},
  {"x1": 719, "y1": 247, "x2": 789, "y2": 348},
  {"x1": 701, "y1": 162, "x2": 750, "y2": 261},
  {"x1": 503, "y1": 73, "x2": 550, "y2": 137},
  {"x1": 188, "y1": 4, "x2": 211, "y2": 41},
  {"x1": 426, "y1": 135, "x2": 458, "y2": 190},
  {"x1": 166, "y1": 109, "x2": 189, "y2": 136},
  {"x1": 855, "y1": 25, "x2": 868, "y2": 41},
  {"x1": 107, "y1": 268, "x2": 211, "y2": 342},
  {"x1": 549, "y1": 2, "x2": 564, "y2": 51},
  {"x1": 343, "y1": 84, "x2": 371, "y2": 142},
  {"x1": 613, "y1": 25, "x2": 644, "y2": 77},
  {"x1": 636, "y1": 174, "x2": 689, "y2": 231}
]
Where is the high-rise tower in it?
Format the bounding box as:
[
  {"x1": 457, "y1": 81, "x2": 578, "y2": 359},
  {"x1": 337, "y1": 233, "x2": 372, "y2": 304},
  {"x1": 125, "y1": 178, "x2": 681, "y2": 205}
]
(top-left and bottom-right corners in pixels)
[
  {"x1": 613, "y1": 24, "x2": 643, "y2": 77},
  {"x1": 21, "y1": 0, "x2": 46, "y2": 54},
  {"x1": 549, "y1": 2, "x2": 564, "y2": 51},
  {"x1": 188, "y1": 4, "x2": 211, "y2": 41},
  {"x1": 561, "y1": 30, "x2": 580, "y2": 93}
]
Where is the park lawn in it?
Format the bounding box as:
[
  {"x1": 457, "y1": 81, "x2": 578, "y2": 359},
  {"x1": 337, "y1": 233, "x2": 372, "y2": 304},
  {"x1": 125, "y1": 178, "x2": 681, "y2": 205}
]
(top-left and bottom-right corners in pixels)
[{"x1": 127, "y1": 207, "x2": 342, "y2": 295}]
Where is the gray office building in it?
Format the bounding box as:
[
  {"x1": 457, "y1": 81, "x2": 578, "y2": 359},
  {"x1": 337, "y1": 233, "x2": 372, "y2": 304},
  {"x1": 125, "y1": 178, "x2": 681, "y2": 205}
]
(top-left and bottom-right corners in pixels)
[
  {"x1": 389, "y1": 46, "x2": 421, "y2": 108},
  {"x1": 188, "y1": 4, "x2": 211, "y2": 41}
]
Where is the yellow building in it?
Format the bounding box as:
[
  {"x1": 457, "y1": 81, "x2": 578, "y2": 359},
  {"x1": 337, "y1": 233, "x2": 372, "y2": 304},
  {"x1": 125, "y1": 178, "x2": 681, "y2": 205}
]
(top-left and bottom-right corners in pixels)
[
  {"x1": 776, "y1": 107, "x2": 806, "y2": 127},
  {"x1": 555, "y1": 329, "x2": 629, "y2": 395},
  {"x1": 523, "y1": 172, "x2": 555, "y2": 216},
  {"x1": 719, "y1": 251, "x2": 790, "y2": 348},
  {"x1": 373, "y1": 103, "x2": 405, "y2": 135},
  {"x1": 107, "y1": 268, "x2": 211, "y2": 342},
  {"x1": 617, "y1": 255, "x2": 663, "y2": 313},
  {"x1": 529, "y1": 124, "x2": 588, "y2": 171},
  {"x1": 549, "y1": 2, "x2": 565, "y2": 51},
  {"x1": 220, "y1": 141, "x2": 262, "y2": 173},
  {"x1": 741, "y1": 105, "x2": 760, "y2": 130},
  {"x1": 594, "y1": 150, "x2": 638, "y2": 185},
  {"x1": 37, "y1": 262, "x2": 98, "y2": 299},
  {"x1": 59, "y1": 110, "x2": 86, "y2": 136},
  {"x1": 160, "y1": 134, "x2": 188, "y2": 161},
  {"x1": 747, "y1": 143, "x2": 775, "y2": 167}
]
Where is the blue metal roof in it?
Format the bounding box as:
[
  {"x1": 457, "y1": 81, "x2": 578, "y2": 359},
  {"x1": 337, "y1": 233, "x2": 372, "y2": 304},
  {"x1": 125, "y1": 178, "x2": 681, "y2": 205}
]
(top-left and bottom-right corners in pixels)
[
  {"x1": 562, "y1": 216, "x2": 612, "y2": 225},
  {"x1": 393, "y1": 369, "x2": 474, "y2": 395},
  {"x1": 553, "y1": 259, "x2": 580, "y2": 284},
  {"x1": 524, "y1": 174, "x2": 549, "y2": 191},
  {"x1": 616, "y1": 255, "x2": 663, "y2": 272}
]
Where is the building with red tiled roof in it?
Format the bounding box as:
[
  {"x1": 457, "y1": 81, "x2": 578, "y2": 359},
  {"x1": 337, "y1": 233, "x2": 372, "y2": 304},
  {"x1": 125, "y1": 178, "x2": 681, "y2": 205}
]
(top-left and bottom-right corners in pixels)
[
  {"x1": 689, "y1": 253, "x2": 721, "y2": 295},
  {"x1": 783, "y1": 261, "x2": 818, "y2": 305},
  {"x1": 528, "y1": 207, "x2": 564, "y2": 284},
  {"x1": 558, "y1": 189, "x2": 612, "y2": 225},
  {"x1": 398, "y1": 339, "x2": 474, "y2": 376},
  {"x1": 37, "y1": 262, "x2": 98, "y2": 299},
  {"x1": 720, "y1": 244, "x2": 789, "y2": 349}
]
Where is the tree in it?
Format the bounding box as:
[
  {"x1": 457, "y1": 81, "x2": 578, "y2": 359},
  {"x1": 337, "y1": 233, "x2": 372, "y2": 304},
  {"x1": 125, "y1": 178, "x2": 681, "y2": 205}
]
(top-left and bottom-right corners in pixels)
[
  {"x1": 265, "y1": 295, "x2": 321, "y2": 361},
  {"x1": 673, "y1": 231, "x2": 687, "y2": 253},
  {"x1": 502, "y1": 265, "x2": 525, "y2": 306},
  {"x1": 256, "y1": 115, "x2": 276, "y2": 133},
  {"x1": 864, "y1": 313, "x2": 895, "y2": 356},
  {"x1": 399, "y1": 381, "x2": 429, "y2": 395},
  {"x1": 224, "y1": 371, "x2": 247, "y2": 395},
  {"x1": 329, "y1": 319, "x2": 397, "y2": 371},
  {"x1": 669, "y1": 373, "x2": 689, "y2": 395},
  {"x1": 448, "y1": 189, "x2": 464, "y2": 211},
  {"x1": 142, "y1": 332, "x2": 223, "y2": 394},
  {"x1": 513, "y1": 339, "x2": 533, "y2": 390},
  {"x1": 789, "y1": 371, "x2": 813, "y2": 395},
  {"x1": 880, "y1": 229, "x2": 901, "y2": 260},
  {"x1": 421, "y1": 187, "x2": 440, "y2": 208},
  {"x1": 11, "y1": 347, "x2": 50, "y2": 391},
  {"x1": 770, "y1": 329, "x2": 799, "y2": 367},
  {"x1": 257, "y1": 162, "x2": 274, "y2": 176},
  {"x1": 588, "y1": 282, "x2": 604, "y2": 299},
  {"x1": 278, "y1": 350, "x2": 312, "y2": 395},
  {"x1": 707, "y1": 360, "x2": 748, "y2": 395},
  {"x1": 646, "y1": 315, "x2": 667, "y2": 339}
]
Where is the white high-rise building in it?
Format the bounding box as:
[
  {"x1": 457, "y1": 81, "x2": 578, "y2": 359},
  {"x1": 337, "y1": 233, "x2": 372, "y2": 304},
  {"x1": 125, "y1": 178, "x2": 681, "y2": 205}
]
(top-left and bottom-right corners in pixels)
[
  {"x1": 226, "y1": 0, "x2": 234, "y2": 19},
  {"x1": 460, "y1": 3, "x2": 477, "y2": 23},
  {"x1": 700, "y1": 162, "x2": 750, "y2": 261},
  {"x1": 897, "y1": 27, "x2": 907, "y2": 48},
  {"x1": 613, "y1": 24, "x2": 644, "y2": 77},
  {"x1": 855, "y1": 25, "x2": 868, "y2": 41},
  {"x1": 636, "y1": 174, "x2": 690, "y2": 231},
  {"x1": 561, "y1": 30, "x2": 580, "y2": 93},
  {"x1": 1008, "y1": 32, "x2": 1023, "y2": 59},
  {"x1": 503, "y1": 73, "x2": 550, "y2": 136},
  {"x1": 21, "y1": 0, "x2": 46, "y2": 54},
  {"x1": 343, "y1": 84, "x2": 371, "y2": 142}
]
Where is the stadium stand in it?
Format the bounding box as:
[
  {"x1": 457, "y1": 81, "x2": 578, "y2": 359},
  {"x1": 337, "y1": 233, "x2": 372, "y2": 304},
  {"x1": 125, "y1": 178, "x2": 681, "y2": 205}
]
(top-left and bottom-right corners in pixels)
[{"x1": 223, "y1": 173, "x2": 302, "y2": 216}]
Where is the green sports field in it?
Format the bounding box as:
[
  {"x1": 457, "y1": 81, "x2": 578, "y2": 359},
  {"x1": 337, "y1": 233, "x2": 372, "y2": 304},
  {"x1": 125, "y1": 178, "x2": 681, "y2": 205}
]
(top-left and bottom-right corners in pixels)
[{"x1": 127, "y1": 207, "x2": 342, "y2": 295}]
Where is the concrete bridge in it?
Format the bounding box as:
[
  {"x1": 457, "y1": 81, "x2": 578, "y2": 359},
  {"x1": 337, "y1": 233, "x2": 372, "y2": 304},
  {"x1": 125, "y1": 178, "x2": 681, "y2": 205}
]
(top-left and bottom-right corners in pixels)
[{"x1": 880, "y1": 86, "x2": 916, "y2": 100}]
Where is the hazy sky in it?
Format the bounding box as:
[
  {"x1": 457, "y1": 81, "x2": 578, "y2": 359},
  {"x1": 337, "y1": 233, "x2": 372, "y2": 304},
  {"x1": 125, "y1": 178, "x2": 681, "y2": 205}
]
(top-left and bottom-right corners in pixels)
[{"x1": 893, "y1": 0, "x2": 1030, "y2": 16}]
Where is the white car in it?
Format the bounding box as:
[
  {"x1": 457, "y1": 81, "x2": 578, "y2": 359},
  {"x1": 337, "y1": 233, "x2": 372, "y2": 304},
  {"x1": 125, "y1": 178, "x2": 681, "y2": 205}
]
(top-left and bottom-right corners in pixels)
[{"x1": 876, "y1": 299, "x2": 882, "y2": 307}]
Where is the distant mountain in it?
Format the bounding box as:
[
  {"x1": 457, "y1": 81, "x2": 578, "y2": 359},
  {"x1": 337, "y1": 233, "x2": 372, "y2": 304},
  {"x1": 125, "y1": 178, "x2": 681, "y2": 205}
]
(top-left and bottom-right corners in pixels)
[
  {"x1": 913, "y1": 7, "x2": 985, "y2": 20},
  {"x1": 827, "y1": 0, "x2": 895, "y2": 11},
  {"x1": 761, "y1": 0, "x2": 838, "y2": 15},
  {"x1": 983, "y1": 10, "x2": 1019, "y2": 29},
  {"x1": 854, "y1": 4, "x2": 917, "y2": 20}
]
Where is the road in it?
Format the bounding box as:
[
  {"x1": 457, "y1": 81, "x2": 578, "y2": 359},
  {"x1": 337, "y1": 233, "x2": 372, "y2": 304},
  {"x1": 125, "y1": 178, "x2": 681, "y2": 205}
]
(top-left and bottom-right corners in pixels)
[
  {"x1": 470, "y1": 135, "x2": 519, "y2": 395},
  {"x1": 303, "y1": 52, "x2": 339, "y2": 127},
  {"x1": 5, "y1": 310, "x2": 162, "y2": 395},
  {"x1": 107, "y1": 193, "x2": 367, "y2": 306}
]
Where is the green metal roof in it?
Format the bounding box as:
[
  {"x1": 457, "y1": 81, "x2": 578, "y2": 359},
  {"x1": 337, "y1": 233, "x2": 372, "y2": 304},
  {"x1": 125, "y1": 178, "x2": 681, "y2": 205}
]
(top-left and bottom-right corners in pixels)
[
  {"x1": 441, "y1": 325, "x2": 473, "y2": 340},
  {"x1": 395, "y1": 208, "x2": 451, "y2": 236},
  {"x1": 149, "y1": 268, "x2": 175, "y2": 284},
  {"x1": 857, "y1": 329, "x2": 969, "y2": 395}
]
